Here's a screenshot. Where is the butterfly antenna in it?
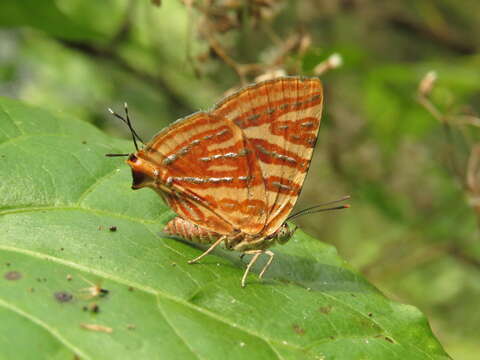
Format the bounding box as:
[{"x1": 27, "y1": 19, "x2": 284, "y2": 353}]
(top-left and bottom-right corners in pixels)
[
  {"x1": 105, "y1": 153, "x2": 130, "y2": 157},
  {"x1": 287, "y1": 195, "x2": 350, "y2": 220},
  {"x1": 123, "y1": 102, "x2": 145, "y2": 149},
  {"x1": 288, "y1": 204, "x2": 350, "y2": 221},
  {"x1": 107, "y1": 104, "x2": 144, "y2": 151}
]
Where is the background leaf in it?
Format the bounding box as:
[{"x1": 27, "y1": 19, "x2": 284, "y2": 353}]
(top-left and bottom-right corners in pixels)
[{"x1": 0, "y1": 98, "x2": 450, "y2": 359}]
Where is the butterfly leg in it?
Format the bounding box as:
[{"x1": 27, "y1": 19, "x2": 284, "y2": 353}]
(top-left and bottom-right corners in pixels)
[
  {"x1": 188, "y1": 235, "x2": 226, "y2": 264},
  {"x1": 258, "y1": 250, "x2": 274, "y2": 279},
  {"x1": 241, "y1": 250, "x2": 263, "y2": 288}
]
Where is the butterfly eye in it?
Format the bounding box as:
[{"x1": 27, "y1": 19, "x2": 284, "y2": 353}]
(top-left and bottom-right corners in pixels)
[{"x1": 128, "y1": 154, "x2": 138, "y2": 163}]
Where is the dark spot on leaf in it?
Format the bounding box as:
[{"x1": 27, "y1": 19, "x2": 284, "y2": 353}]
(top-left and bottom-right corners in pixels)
[
  {"x1": 28, "y1": 287, "x2": 35, "y2": 293},
  {"x1": 128, "y1": 286, "x2": 134, "y2": 292},
  {"x1": 350, "y1": 293, "x2": 356, "y2": 297},
  {"x1": 82, "y1": 306, "x2": 88, "y2": 311},
  {"x1": 67, "y1": 274, "x2": 73, "y2": 281},
  {"x1": 6, "y1": 262, "x2": 10, "y2": 267},
  {"x1": 109, "y1": 226, "x2": 117, "y2": 232},
  {"x1": 292, "y1": 324, "x2": 305, "y2": 335},
  {"x1": 82, "y1": 140, "x2": 87, "y2": 144},
  {"x1": 319, "y1": 306, "x2": 332, "y2": 314},
  {"x1": 89, "y1": 303, "x2": 100, "y2": 313},
  {"x1": 5, "y1": 271, "x2": 21, "y2": 281},
  {"x1": 100, "y1": 288, "x2": 109, "y2": 295},
  {"x1": 374, "y1": 334, "x2": 395, "y2": 344},
  {"x1": 384, "y1": 336, "x2": 394, "y2": 343},
  {"x1": 368, "y1": 312, "x2": 373, "y2": 317},
  {"x1": 60, "y1": 247, "x2": 64, "y2": 251},
  {"x1": 55, "y1": 291, "x2": 73, "y2": 303},
  {"x1": 330, "y1": 336, "x2": 335, "y2": 340}
]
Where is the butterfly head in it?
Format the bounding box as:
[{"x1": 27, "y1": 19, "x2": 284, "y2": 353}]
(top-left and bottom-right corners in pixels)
[
  {"x1": 126, "y1": 151, "x2": 159, "y2": 190},
  {"x1": 276, "y1": 222, "x2": 297, "y2": 244},
  {"x1": 106, "y1": 104, "x2": 158, "y2": 190}
]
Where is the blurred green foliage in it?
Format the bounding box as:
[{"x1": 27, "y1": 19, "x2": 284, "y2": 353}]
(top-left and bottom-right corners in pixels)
[{"x1": 0, "y1": 0, "x2": 479, "y2": 358}]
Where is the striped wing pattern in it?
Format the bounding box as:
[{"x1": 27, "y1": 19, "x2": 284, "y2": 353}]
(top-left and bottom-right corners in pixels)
[
  {"x1": 143, "y1": 77, "x2": 323, "y2": 237},
  {"x1": 214, "y1": 77, "x2": 323, "y2": 235},
  {"x1": 143, "y1": 112, "x2": 268, "y2": 235}
]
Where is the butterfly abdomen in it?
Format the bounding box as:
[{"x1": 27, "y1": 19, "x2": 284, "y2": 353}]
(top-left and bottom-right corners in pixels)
[{"x1": 164, "y1": 217, "x2": 221, "y2": 244}]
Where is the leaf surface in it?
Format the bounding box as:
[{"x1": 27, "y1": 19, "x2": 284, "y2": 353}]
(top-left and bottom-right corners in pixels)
[{"x1": 0, "y1": 98, "x2": 450, "y2": 359}]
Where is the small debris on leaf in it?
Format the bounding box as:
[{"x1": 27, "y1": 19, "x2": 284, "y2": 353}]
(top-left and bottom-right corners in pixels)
[
  {"x1": 292, "y1": 324, "x2": 305, "y2": 335},
  {"x1": 80, "y1": 323, "x2": 113, "y2": 334},
  {"x1": 127, "y1": 324, "x2": 136, "y2": 330},
  {"x1": 109, "y1": 226, "x2": 117, "y2": 232},
  {"x1": 78, "y1": 276, "x2": 109, "y2": 299},
  {"x1": 67, "y1": 274, "x2": 73, "y2": 281},
  {"x1": 4, "y1": 271, "x2": 22, "y2": 281},
  {"x1": 384, "y1": 336, "x2": 394, "y2": 343},
  {"x1": 319, "y1": 306, "x2": 332, "y2": 314},
  {"x1": 55, "y1": 291, "x2": 73, "y2": 303}
]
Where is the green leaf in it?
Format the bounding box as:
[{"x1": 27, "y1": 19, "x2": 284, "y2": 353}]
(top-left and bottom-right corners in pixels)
[{"x1": 0, "y1": 97, "x2": 450, "y2": 359}]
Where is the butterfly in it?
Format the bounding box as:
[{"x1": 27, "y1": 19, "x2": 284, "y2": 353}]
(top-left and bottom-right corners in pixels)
[{"x1": 108, "y1": 77, "x2": 347, "y2": 287}]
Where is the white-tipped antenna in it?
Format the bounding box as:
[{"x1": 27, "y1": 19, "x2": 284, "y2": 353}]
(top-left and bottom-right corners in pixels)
[{"x1": 107, "y1": 104, "x2": 145, "y2": 151}]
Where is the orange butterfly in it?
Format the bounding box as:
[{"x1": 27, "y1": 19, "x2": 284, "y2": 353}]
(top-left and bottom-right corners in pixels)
[{"x1": 108, "y1": 77, "x2": 346, "y2": 287}]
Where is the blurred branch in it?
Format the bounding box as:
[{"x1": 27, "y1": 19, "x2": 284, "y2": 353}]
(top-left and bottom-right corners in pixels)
[
  {"x1": 387, "y1": 13, "x2": 476, "y2": 55},
  {"x1": 362, "y1": 240, "x2": 480, "y2": 283},
  {"x1": 58, "y1": 38, "x2": 193, "y2": 114},
  {"x1": 186, "y1": 0, "x2": 319, "y2": 84},
  {"x1": 416, "y1": 71, "x2": 465, "y2": 183},
  {"x1": 56, "y1": 0, "x2": 191, "y2": 114},
  {"x1": 417, "y1": 71, "x2": 480, "y2": 229}
]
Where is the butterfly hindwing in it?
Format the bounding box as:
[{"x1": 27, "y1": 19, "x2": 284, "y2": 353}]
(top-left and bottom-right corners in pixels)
[{"x1": 213, "y1": 77, "x2": 323, "y2": 235}]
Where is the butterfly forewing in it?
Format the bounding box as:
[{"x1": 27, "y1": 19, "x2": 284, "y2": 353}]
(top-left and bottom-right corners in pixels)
[
  {"x1": 143, "y1": 112, "x2": 268, "y2": 235},
  {"x1": 213, "y1": 77, "x2": 323, "y2": 235}
]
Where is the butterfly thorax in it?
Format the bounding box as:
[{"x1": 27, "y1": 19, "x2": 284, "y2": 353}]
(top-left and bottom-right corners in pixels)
[{"x1": 164, "y1": 216, "x2": 295, "y2": 252}]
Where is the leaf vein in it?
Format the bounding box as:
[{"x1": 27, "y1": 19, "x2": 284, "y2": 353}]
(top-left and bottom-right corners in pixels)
[{"x1": 0, "y1": 298, "x2": 91, "y2": 360}]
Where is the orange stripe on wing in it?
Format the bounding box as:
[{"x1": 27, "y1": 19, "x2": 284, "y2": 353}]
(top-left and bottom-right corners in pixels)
[
  {"x1": 224, "y1": 92, "x2": 322, "y2": 130},
  {"x1": 265, "y1": 176, "x2": 301, "y2": 196},
  {"x1": 249, "y1": 138, "x2": 310, "y2": 172}
]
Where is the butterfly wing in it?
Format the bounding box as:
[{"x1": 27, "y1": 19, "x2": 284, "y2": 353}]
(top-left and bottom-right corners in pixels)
[
  {"x1": 142, "y1": 112, "x2": 268, "y2": 235},
  {"x1": 213, "y1": 77, "x2": 323, "y2": 235}
]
